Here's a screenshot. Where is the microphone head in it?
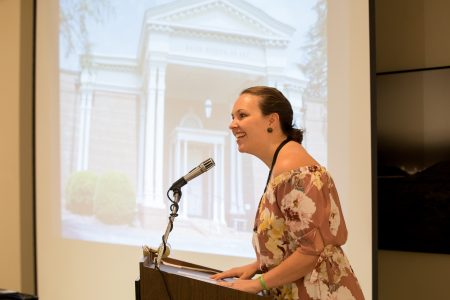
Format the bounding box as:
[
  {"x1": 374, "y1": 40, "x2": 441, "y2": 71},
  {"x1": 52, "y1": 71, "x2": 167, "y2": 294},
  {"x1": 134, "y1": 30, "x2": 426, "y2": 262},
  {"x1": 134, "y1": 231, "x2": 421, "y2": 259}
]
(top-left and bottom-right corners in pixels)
[
  {"x1": 201, "y1": 158, "x2": 215, "y2": 171},
  {"x1": 183, "y1": 158, "x2": 215, "y2": 182}
]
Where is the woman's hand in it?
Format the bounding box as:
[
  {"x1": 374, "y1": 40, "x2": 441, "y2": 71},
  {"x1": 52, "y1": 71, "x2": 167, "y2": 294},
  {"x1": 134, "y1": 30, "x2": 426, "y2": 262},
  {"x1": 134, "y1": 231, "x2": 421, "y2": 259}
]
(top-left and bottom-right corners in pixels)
[
  {"x1": 210, "y1": 261, "x2": 262, "y2": 294},
  {"x1": 210, "y1": 261, "x2": 259, "y2": 281},
  {"x1": 216, "y1": 278, "x2": 262, "y2": 294}
]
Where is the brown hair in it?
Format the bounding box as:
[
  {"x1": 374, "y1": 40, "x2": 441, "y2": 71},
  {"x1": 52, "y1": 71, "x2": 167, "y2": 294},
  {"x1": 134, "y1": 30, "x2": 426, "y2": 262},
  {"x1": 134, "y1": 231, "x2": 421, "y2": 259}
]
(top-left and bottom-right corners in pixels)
[{"x1": 240, "y1": 86, "x2": 304, "y2": 143}]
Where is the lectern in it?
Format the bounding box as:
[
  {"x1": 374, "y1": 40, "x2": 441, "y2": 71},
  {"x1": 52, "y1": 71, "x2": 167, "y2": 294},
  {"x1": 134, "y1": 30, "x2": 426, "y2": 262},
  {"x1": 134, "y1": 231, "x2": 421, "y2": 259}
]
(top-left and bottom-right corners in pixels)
[{"x1": 137, "y1": 253, "x2": 273, "y2": 300}]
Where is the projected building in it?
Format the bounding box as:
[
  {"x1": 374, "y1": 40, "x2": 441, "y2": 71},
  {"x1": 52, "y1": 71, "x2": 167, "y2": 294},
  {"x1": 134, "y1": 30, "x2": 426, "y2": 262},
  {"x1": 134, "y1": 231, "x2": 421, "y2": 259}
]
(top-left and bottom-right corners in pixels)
[{"x1": 60, "y1": 0, "x2": 326, "y2": 250}]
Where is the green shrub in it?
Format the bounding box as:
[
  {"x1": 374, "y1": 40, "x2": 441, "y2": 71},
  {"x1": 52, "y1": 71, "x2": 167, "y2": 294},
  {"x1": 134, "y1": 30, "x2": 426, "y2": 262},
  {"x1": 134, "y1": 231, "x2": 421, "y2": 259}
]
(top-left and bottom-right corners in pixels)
[
  {"x1": 93, "y1": 171, "x2": 136, "y2": 224},
  {"x1": 65, "y1": 171, "x2": 98, "y2": 215}
]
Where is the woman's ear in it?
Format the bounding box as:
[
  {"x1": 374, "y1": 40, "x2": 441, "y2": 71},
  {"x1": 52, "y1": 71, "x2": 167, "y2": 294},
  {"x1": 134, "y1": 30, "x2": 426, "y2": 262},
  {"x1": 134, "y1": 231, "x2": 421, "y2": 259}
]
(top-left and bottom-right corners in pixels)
[{"x1": 269, "y1": 112, "x2": 280, "y2": 126}]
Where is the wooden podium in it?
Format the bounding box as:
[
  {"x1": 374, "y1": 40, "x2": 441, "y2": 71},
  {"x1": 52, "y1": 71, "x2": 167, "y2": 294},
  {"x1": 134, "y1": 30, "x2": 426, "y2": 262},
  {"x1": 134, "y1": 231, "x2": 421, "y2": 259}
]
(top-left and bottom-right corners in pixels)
[{"x1": 137, "y1": 253, "x2": 273, "y2": 300}]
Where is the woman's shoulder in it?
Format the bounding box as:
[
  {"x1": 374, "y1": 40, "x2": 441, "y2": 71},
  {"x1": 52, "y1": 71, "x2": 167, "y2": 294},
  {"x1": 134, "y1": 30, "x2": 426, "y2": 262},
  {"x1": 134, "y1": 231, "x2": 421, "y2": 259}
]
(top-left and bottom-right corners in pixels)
[
  {"x1": 268, "y1": 165, "x2": 328, "y2": 197},
  {"x1": 272, "y1": 165, "x2": 327, "y2": 183},
  {"x1": 272, "y1": 142, "x2": 320, "y2": 178}
]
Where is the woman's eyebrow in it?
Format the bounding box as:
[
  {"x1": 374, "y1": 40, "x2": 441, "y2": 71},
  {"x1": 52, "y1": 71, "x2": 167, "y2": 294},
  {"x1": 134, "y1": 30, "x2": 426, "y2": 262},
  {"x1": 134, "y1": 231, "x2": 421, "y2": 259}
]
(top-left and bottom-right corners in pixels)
[{"x1": 231, "y1": 109, "x2": 242, "y2": 117}]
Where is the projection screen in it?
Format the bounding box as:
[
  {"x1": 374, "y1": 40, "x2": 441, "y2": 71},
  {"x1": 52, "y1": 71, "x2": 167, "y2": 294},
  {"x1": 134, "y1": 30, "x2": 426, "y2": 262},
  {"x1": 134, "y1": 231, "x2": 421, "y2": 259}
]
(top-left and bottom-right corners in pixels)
[{"x1": 36, "y1": 1, "x2": 372, "y2": 299}]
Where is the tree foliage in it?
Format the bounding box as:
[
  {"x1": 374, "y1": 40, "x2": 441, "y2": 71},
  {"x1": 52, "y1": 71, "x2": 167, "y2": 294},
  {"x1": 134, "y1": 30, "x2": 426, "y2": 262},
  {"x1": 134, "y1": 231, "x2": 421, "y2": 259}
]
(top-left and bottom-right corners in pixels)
[
  {"x1": 60, "y1": 0, "x2": 115, "y2": 58},
  {"x1": 300, "y1": 0, "x2": 327, "y2": 99}
]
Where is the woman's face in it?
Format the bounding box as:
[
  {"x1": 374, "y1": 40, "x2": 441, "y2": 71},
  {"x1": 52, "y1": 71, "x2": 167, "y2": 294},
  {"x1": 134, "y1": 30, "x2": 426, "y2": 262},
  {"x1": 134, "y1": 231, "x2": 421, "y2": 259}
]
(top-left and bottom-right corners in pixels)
[{"x1": 229, "y1": 93, "x2": 271, "y2": 155}]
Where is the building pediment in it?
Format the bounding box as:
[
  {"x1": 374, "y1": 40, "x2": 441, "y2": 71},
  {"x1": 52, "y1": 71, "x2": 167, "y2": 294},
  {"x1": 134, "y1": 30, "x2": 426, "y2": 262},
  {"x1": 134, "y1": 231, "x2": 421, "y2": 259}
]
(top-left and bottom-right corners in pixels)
[{"x1": 144, "y1": 0, "x2": 295, "y2": 43}]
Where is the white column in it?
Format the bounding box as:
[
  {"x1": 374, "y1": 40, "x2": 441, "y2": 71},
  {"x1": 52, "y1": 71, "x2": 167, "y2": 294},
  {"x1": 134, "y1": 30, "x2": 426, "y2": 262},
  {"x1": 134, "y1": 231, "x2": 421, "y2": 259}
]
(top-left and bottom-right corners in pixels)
[
  {"x1": 236, "y1": 151, "x2": 244, "y2": 214},
  {"x1": 137, "y1": 94, "x2": 146, "y2": 204},
  {"x1": 82, "y1": 93, "x2": 93, "y2": 170},
  {"x1": 213, "y1": 143, "x2": 226, "y2": 224},
  {"x1": 76, "y1": 93, "x2": 86, "y2": 171},
  {"x1": 180, "y1": 139, "x2": 188, "y2": 218},
  {"x1": 76, "y1": 88, "x2": 93, "y2": 171},
  {"x1": 213, "y1": 143, "x2": 219, "y2": 223},
  {"x1": 219, "y1": 142, "x2": 226, "y2": 224},
  {"x1": 173, "y1": 135, "x2": 181, "y2": 187},
  {"x1": 229, "y1": 136, "x2": 244, "y2": 215},
  {"x1": 153, "y1": 65, "x2": 166, "y2": 207},
  {"x1": 143, "y1": 66, "x2": 164, "y2": 208}
]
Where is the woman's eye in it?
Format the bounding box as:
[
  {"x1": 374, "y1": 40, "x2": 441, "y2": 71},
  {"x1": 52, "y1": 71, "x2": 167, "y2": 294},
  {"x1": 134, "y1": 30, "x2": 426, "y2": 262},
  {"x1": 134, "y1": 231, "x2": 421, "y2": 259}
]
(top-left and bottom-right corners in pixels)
[{"x1": 239, "y1": 113, "x2": 247, "y2": 119}]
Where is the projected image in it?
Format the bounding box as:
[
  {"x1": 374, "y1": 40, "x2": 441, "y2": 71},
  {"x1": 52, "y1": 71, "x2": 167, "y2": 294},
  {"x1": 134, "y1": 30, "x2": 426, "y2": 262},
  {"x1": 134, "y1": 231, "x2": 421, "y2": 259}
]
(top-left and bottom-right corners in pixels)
[{"x1": 59, "y1": 0, "x2": 327, "y2": 257}]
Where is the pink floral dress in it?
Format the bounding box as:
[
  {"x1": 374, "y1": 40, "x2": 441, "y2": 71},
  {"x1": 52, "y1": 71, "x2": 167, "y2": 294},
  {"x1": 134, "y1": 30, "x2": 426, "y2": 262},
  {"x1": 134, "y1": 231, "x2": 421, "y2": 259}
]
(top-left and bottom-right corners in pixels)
[{"x1": 253, "y1": 165, "x2": 365, "y2": 299}]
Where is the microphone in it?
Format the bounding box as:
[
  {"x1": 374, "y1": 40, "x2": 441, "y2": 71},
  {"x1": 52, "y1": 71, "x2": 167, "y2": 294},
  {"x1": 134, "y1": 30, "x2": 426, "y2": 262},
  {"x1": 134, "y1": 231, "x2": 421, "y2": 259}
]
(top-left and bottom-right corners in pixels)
[{"x1": 169, "y1": 158, "x2": 215, "y2": 190}]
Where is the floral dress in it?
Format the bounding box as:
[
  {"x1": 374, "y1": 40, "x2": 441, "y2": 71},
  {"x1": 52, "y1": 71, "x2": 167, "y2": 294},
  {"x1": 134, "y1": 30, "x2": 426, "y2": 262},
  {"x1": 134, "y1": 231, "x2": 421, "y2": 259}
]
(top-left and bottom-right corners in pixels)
[{"x1": 253, "y1": 165, "x2": 365, "y2": 300}]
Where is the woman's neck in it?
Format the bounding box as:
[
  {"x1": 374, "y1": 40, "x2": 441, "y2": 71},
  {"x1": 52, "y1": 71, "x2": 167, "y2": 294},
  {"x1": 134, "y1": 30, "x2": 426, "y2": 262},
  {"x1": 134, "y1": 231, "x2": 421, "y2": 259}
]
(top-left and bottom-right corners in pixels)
[{"x1": 259, "y1": 135, "x2": 289, "y2": 167}]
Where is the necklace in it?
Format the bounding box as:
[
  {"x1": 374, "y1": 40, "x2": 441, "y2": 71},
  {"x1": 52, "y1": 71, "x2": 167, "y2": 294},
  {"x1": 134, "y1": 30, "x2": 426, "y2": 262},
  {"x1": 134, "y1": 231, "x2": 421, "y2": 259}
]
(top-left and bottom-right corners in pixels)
[
  {"x1": 263, "y1": 137, "x2": 291, "y2": 194},
  {"x1": 253, "y1": 138, "x2": 291, "y2": 233}
]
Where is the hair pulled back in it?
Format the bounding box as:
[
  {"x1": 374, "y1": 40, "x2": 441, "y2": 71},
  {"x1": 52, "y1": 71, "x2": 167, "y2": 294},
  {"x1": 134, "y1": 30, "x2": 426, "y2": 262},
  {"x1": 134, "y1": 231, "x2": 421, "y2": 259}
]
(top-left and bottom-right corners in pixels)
[{"x1": 240, "y1": 86, "x2": 304, "y2": 144}]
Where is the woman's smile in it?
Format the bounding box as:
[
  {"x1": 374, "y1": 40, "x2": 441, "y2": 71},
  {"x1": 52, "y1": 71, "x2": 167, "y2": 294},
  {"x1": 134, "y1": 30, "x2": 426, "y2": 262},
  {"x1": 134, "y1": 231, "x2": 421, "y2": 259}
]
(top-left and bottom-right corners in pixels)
[{"x1": 235, "y1": 131, "x2": 246, "y2": 140}]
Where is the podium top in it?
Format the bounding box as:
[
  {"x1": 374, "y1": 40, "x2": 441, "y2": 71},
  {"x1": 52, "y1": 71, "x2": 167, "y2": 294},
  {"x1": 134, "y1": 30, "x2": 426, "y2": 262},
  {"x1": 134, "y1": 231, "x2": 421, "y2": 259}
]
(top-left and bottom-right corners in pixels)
[
  {"x1": 139, "y1": 255, "x2": 273, "y2": 300},
  {"x1": 157, "y1": 256, "x2": 221, "y2": 274}
]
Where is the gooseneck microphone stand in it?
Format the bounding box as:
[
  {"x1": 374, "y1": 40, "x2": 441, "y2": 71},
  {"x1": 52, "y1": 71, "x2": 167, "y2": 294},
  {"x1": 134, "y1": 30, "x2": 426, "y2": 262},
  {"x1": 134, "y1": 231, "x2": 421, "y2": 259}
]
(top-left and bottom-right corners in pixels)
[
  {"x1": 152, "y1": 158, "x2": 215, "y2": 269},
  {"x1": 154, "y1": 187, "x2": 182, "y2": 269}
]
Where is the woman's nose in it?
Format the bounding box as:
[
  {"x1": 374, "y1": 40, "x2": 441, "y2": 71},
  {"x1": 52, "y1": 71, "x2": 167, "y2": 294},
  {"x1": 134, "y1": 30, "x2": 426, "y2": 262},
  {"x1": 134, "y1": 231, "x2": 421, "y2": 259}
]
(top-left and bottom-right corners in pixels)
[{"x1": 228, "y1": 119, "x2": 237, "y2": 130}]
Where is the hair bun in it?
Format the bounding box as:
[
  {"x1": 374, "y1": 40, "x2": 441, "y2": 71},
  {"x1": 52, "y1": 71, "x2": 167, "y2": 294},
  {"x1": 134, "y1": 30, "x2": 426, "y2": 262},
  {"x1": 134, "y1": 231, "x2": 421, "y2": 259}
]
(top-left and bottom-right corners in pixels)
[{"x1": 288, "y1": 128, "x2": 304, "y2": 144}]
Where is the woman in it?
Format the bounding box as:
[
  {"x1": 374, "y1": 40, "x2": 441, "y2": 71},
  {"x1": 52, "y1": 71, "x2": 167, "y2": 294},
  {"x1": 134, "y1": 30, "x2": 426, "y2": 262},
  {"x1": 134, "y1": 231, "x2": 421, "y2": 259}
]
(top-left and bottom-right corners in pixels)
[{"x1": 211, "y1": 86, "x2": 365, "y2": 299}]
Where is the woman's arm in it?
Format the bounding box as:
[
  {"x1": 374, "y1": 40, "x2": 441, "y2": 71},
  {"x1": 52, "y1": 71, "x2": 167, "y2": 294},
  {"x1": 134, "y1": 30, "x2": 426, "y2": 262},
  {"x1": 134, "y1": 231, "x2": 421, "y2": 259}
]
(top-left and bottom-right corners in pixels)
[
  {"x1": 214, "y1": 251, "x2": 319, "y2": 294},
  {"x1": 260, "y1": 250, "x2": 319, "y2": 289},
  {"x1": 261, "y1": 227, "x2": 323, "y2": 289},
  {"x1": 217, "y1": 230, "x2": 323, "y2": 294}
]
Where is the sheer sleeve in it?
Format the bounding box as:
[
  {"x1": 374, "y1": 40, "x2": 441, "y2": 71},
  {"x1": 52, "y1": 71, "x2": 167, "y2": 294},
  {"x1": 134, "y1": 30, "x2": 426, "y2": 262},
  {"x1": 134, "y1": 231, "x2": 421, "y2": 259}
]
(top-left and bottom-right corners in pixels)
[{"x1": 273, "y1": 169, "x2": 334, "y2": 256}]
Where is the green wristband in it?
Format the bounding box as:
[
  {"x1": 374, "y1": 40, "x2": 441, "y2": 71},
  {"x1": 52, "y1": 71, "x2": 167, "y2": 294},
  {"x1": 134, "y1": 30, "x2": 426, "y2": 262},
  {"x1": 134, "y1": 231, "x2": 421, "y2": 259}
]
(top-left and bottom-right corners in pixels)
[{"x1": 258, "y1": 275, "x2": 268, "y2": 290}]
